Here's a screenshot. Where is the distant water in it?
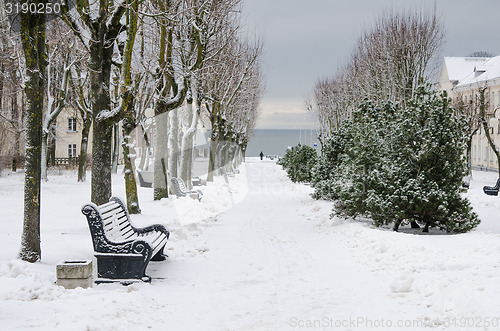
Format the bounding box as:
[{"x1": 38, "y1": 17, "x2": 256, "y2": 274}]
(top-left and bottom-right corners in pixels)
[{"x1": 246, "y1": 129, "x2": 321, "y2": 157}]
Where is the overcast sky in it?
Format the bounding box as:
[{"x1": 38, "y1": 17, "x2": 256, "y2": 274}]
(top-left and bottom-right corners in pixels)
[{"x1": 243, "y1": 0, "x2": 500, "y2": 129}]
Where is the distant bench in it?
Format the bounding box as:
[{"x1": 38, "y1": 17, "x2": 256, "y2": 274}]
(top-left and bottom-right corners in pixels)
[
  {"x1": 483, "y1": 178, "x2": 500, "y2": 196},
  {"x1": 137, "y1": 171, "x2": 153, "y2": 188},
  {"x1": 171, "y1": 177, "x2": 203, "y2": 201},
  {"x1": 81, "y1": 197, "x2": 169, "y2": 283}
]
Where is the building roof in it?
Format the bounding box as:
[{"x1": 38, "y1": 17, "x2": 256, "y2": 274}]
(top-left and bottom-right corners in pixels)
[
  {"x1": 455, "y1": 55, "x2": 500, "y2": 89},
  {"x1": 444, "y1": 57, "x2": 491, "y2": 83}
]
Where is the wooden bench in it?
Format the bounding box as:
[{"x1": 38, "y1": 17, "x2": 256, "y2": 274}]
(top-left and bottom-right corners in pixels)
[
  {"x1": 137, "y1": 171, "x2": 153, "y2": 188},
  {"x1": 483, "y1": 178, "x2": 500, "y2": 196},
  {"x1": 220, "y1": 166, "x2": 234, "y2": 178},
  {"x1": 81, "y1": 197, "x2": 169, "y2": 283},
  {"x1": 192, "y1": 176, "x2": 207, "y2": 186},
  {"x1": 171, "y1": 177, "x2": 203, "y2": 201}
]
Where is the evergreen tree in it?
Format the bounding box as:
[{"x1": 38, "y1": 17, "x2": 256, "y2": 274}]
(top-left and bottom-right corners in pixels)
[
  {"x1": 333, "y1": 100, "x2": 395, "y2": 218},
  {"x1": 278, "y1": 143, "x2": 317, "y2": 183},
  {"x1": 321, "y1": 84, "x2": 479, "y2": 233},
  {"x1": 381, "y1": 85, "x2": 479, "y2": 233},
  {"x1": 311, "y1": 122, "x2": 353, "y2": 200}
]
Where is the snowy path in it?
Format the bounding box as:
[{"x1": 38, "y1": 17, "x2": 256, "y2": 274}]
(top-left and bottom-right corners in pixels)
[
  {"x1": 2, "y1": 160, "x2": 500, "y2": 330},
  {"x1": 153, "y1": 160, "x2": 388, "y2": 330}
]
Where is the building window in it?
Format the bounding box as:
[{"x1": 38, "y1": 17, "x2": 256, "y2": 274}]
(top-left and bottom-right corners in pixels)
[
  {"x1": 68, "y1": 118, "x2": 77, "y2": 132},
  {"x1": 68, "y1": 144, "x2": 77, "y2": 158}
]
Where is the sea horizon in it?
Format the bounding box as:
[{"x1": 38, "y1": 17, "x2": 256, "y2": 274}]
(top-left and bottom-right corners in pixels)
[{"x1": 246, "y1": 129, "x2": 321, "y2": 157}]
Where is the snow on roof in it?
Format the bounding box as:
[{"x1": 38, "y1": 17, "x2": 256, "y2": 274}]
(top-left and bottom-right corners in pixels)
[
  {"x1": 455, "y1": 55, "x2": 500, "y2": 89},
  {"x1": 444, "y1": 57, "x2": 491, "y2": 82}
]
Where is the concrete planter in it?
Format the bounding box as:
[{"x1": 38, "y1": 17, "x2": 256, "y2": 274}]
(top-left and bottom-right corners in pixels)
[{"x1": 56, "y1": 260, "x2": 93, "y2": 289}]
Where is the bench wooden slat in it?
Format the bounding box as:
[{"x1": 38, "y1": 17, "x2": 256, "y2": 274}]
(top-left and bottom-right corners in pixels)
[
  {"x1": 106, "y1": 222, "x2": 134, "y2": 238},
  {"x1": 119, "y1": 227, "x2": 136, "y2": 240},
  {"x1": 103, "y1": 212, "x2": 127, "y2": 226},
  {"x1": 102, "y1": 208, "x2": 125, "y2": 221},
  {"x1": 99, "y1": 202, "x2": 121, "y2": 214},
  {"x1": 152, "y1": 237, "x2": 168, "y2": 256},
  {"x1": 104, "y1": 219, "x2": 132, "y2": 235}
]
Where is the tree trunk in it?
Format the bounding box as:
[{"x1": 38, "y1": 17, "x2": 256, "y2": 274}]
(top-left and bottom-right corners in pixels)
[
  {"x1": 466, "y1": 137, "x2": 472, "y2": 175},
  {"x1": 12, "y1": 131, "x2": 20, "y2": 172},
  {"x1": 207, "y1": 135, "x2": 219, "y2": 182},
  {"x1": 180, "y1": 97, "x2": 199, "y2": 190},
  {"x1": 168, "y1": 108, "x2": 179, "y2": 180},
  {"x1": 111, "y1": 122, "x2": 120, "y2": 174},
  {"x1": 77, "y1": 115, "x2": 91, "y2": 182},
  {"x1": 154, "y1": 112, "x2": 169, "y2": 200},
  {"x1": 41, "y1": 131, "x2": 48, "y2": 181},
  {"x1": 410, "y1": 221, "x2": 420, "y2": 229},
  {"x1": 119, "y1": 0, "x2": 141, "y2": 213},
  {"x1": 89, "y1": 32, "x2": 114, "y2": 205},
  {"x1": 122, "y1": 122, "x2": 140, "y2": 214},
  {"x1": 91, "y1": 121, "x2": 113, "y2": 205},
  {"x1": 393, "y1": 219, "x2": 402, "y2": 232},
  {"x1": 10, "y1": 95, "x2": 20, "y2": 172},
  {"x1": 48, "y1": 134, "x2": 56, "y2": 167},
  {"x1": 19, "y1": 6, "x2": 46, "y2": 262},
  {"x1": 138, "y1": 125, "x2": 150, "y2": 171}
]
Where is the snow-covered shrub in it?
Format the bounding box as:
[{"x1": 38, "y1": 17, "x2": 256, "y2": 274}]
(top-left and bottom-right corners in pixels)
[
  {"x1": 329, "y1": 83, "x2": 479, "y2": 233},
  {"x1": 278, "y1": 143, "x2": 317, "y2": 183},
  {"x1": 332, "y1": 99, "x2": 396, "y2": 218},
  {"x1": 311, "y1": 121, "x2": 353, "y2": 200}
]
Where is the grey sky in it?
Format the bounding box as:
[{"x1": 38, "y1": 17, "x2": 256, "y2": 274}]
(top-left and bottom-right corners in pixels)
[{"x1": 243, "y1": 0, "x2": 500, "y2": 129}]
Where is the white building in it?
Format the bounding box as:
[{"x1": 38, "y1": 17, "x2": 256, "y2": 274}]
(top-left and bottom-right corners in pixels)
[{"x1": 439, "y1": 56, "x2": 500, "y2": 171}]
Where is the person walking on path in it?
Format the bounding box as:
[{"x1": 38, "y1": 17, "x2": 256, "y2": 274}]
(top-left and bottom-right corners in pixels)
[{"x1": 259, "y1": 151, "x2": 264, "y2": 160}]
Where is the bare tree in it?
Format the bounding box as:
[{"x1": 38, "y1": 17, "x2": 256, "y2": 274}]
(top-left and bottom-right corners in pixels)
[
  {"x1": 69, "y1": 62, "x2": 92, "y2": 183},
  {"x1": 477, "y1": 87, "x2": 500, "y2": 176},
  {"x1": 453, "y1": 92, "x2": 481, "y2": 175},
  {"x1": 205, "y1": 35, "x2": 263, "y2": 181},
  {"x1": 0, "y1": 2, "x2": 25, "y2": 172},
  {"x1": 61, "y1": 0, "x2": 128, "y2": 205},
  {"x1": 310, "y1": 7, "x2": 445, "y2": 138}
]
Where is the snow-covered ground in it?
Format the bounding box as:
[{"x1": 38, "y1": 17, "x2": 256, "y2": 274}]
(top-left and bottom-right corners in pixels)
[{"x1": 1, "y1": 159, "x2": 500, "y2": 330}]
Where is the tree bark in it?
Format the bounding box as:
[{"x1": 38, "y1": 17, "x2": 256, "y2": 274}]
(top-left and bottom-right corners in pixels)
[
  {"x1": 122, "y1": 121, "x2": 140, "y2": 214},
  {"x1": 154, "y1": 112, "x2": 169, "y2": 200},
  {"x1": 168, "y1": 108, "x2": 180, "y2": 180},
  {"x1": 88, "y1": 19, "x2": 116, "y2": 205},
  {"x1": 111, "y1": 122, "x2": 120, "y2": 174},
  {"x1": 120, "y1": 0, "x2": 141, "y2": 213},
  {"x1": 180, "y1": 95, "x2": 199, "y2": 190},
  {"x1": 77, "y1": 114, "x2": 91, "y2": 182},
  {"x1": 19, "y1": 4, "x2": 46, "y2": 262}
]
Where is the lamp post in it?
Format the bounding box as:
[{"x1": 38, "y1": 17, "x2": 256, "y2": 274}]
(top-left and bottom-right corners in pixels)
[
  {"x1": 488, "y1": 106, "x2": 500, "y2": 127},
  {"x1": 144, "y1": 108, "x2": 155, "y2": 118}
]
